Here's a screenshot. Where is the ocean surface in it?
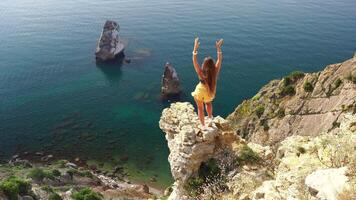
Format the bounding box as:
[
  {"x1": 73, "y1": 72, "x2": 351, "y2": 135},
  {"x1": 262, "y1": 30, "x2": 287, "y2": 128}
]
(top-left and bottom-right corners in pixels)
[{"x1": 1, "y1": 0, "x2": 356, "y2": 187}]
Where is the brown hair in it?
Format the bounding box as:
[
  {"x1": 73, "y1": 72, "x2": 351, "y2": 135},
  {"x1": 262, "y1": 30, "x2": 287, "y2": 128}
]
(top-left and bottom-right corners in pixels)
[{"x1": 202, "y1": 57, "x2": 217, "y2": 94}]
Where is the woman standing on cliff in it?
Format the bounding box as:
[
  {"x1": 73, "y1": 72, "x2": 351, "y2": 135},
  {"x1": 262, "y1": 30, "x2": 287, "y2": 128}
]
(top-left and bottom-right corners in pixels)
[{"x1": 191, "y1": 37, "x2": 224, "y2": 127}]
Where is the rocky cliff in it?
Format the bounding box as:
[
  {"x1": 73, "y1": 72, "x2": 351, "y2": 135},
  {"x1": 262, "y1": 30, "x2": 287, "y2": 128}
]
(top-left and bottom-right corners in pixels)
[
  {"x1": 159, "y1": 55, "x2": 356, "y2": 200},
  {"x1": 227, "y1": 54, "x2": 356, "y2": 145}
]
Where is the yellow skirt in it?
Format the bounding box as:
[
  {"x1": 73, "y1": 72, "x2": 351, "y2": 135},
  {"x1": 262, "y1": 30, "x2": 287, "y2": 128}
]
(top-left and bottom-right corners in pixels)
[{"x1": 191, "y1": 82, "x2": 215, "y2": 103}]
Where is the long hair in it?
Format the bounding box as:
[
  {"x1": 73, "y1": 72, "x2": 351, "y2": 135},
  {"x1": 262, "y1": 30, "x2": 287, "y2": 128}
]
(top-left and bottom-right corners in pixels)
[{"x1": 202, "y1": 57, "x2": 217, "y2": 94}]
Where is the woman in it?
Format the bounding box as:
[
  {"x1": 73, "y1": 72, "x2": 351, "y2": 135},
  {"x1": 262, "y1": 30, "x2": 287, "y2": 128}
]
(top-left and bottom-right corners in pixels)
[{"x1": 191, "y1": 37, "x2": 223, "y2": 127}]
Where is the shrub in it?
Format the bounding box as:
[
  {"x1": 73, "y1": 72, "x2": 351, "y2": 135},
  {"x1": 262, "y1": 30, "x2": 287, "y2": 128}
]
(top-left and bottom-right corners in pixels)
[
  {"x1": 67, "y1": 169, "x2": 93, "y2": 178},
  {"x1": 52, "y1": 169, "x2": 61, "y2": 177},
  {"x1": 28, "y1": 168, "x2": 54, "y2": 181},
  {"x1": 49, "y1": 192, "x2": 62, "y2": 200},
  {"x1": 0, "y1": 176, "x2": 31, "y2": 200},
  {"x1": 334, "y1": 78, "x2": 342, "y2": 89},
  {"x1": 71, "y1": 188, "x2": 102, "y2": 200},
  {"x1": 303, "y1": 81, "x2": 314, "y2": 92},
  {"x1": 255, "y1": 105, "x2": 265, "y2": 118},
  {"x1": 237, "y1": 145, "x2": 260, "y2": 164},
  {"x1": 276, "y1": 108, "x2": 285, "y2": 118},
  {"x1": 186, "y1": 176, "x2": 204, "y2": 196},
  {"x1": 283, "y1": 77, "x2": 292, "y2": 86},
  {"x1": 185, "y1": 158, "x2": 222, "y2": 197},
  {"x1": 288, "y1": 71, "x2": 305, "y2": 81},
  {"x1": 281, "y1": 85, "x2": 296, "y2": 96},
  {"x1": 236, "y1": 101, "x2": 252, "y2": 117},
  {"x1": 297, "y1": 146, "x2": 306, "y2": 154}
]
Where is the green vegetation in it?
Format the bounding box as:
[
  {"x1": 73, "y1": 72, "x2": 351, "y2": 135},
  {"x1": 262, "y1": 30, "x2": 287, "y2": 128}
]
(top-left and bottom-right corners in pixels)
[
  {"x1": 52, "y1": 169, "x2": 61, "y2": 177},
  {"x1": 185, "y1": 158, "x2": 222, "y2": 197},
  {"x1": 280, "y1": 71, "x2": 305, "y2": 97},
  {"x1": 252, "y1": 93, "x2": 261, "y2": 101},
  {"x1": 67, "y1": 169, "x2": 93, "y2": 178},
  {"x1": 346, "y1": 73, "x2": 356, "y2": 84},
  {"x1": 236, "y1": 101, "x2": 252, "y2": 117},
  {"x1": 276, "y1": 108, "x2": 285, "y2": 118},
  {"x1": 71, "y1": 188, "x2": 102, "y2": 200},
  {"x1": 281, "y1": 85, "x2": 296, "y2": 96},
  {"x1": 334, "y1": 78, "x2": 342, "y2": 89},
  {"x1": 28, "y1": 168, "x2": 55, "y2": 181},
  {"x1": 42, "y1": 186, "x2": 62, "y2": 200},
  {"x1": 49, "y1": 192, "x2": 62, "y2": 200},
  {"x1": 326, "y1": 78, "x2": 343, "y2": 96},
  {"x1": 0, "y1": 176, "x2": 31, "y2": 200},
  {"x1": 303, "y1": 81, "x2": 314, "y2": 92},
  {"x1": 55, "y1": 160, "x2": 67, "y2": 168},
  {"x1": 297, "y1": 146, "x2": 306, "y2": 154},
  {"x1": 288, "y1": 71, "x2": 305, "y2": 81},
  {"x1": 236, "y1": 145, "x2": 261, "y2": 164},
  {"x1": 255, "y1": 105, "x2": 265, "y2": 118}
]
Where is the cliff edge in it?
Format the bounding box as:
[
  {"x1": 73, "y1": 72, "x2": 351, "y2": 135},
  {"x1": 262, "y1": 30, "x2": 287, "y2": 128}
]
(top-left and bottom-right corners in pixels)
[
  {"x1": 159, "y1": 55, "x2": 356, "y2": 200},
  {"x1": 227, "y1": 54, "x2": 356, "y2": 145}
]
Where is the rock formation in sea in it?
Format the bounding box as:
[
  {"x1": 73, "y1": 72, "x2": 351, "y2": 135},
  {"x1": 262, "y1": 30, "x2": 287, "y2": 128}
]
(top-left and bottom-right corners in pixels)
[
  {"x1": 161, "y1": 62, "x2": 181, "y2": 99},
  {"x1": 95, "y1": 20, "x2": 125, "y2": 62},
  {"x1": 159, "y1": 55, "x2": 356, "y2": 200}
]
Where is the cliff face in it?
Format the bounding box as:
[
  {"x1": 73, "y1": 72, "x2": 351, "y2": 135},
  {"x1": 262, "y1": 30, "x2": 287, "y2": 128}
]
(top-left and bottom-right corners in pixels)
[
  {"x1": 159, "y1": 55, "x2": 356, "y2": 200},
  {"x1": 227, "y1": 55, "x2": 356, "y2": 145},
  {"x1": 159, "y1": 102, "x2": 243, "y2": 200}
]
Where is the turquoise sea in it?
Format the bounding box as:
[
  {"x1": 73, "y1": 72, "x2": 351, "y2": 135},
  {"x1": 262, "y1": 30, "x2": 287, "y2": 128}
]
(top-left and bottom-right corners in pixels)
[{"x1": 1, "y1": 0, "x2": 356, "y2": 187}]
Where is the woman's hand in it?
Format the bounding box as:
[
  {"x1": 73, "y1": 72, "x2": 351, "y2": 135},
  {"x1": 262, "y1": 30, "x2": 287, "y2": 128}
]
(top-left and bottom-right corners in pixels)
[
  {"x1": 215, "y1": 39, "x2": 224, "y2": 50},
  {"x1": 194, "y1": 37, "x2": 200, "y2": 52}
]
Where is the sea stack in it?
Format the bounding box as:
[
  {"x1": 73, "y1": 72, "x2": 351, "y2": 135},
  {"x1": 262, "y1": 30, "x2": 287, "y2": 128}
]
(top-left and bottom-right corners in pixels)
[
  {"x1": 161, "y1": 62, "x2": 181, "y2": 99},
  {"x1": 95, "y1": 20, "x2": 125, "y2": 62}
]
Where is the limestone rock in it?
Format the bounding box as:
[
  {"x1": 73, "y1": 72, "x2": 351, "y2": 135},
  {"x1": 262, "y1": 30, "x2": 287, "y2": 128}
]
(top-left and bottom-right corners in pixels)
[
  {"x1": 305, "y1": 167, "x2": 349, "y2": 200},
  {"x1": 161, "y1": 62, "x2": 181, "y2": 98},
  {"x1": 159, "y1": 102, "x2": 243, "y2": 200},
  {"x1": 227, "y1": 55, "x2": 356, "y2": 145},
  {"x1": 95, "y1": 20, "x2": 125, "y2": 62}
]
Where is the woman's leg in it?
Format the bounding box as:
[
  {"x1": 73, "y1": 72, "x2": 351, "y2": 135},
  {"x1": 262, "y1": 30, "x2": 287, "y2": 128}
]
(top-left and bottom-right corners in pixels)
[
  {"x1": 205, "y1": 102, "x2": 213, "y2": 118},
  {"x1": 194, "y1": 97, "x2": 205, "y2": 125}
]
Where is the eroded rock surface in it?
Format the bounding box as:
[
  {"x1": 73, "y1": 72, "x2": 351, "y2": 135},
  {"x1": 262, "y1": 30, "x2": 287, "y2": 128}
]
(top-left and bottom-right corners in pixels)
[
  {"x1": 159, "y1": 102, "x2": 243, "y2": 200},
  {"x1": 161, "y1": 62, "x2": 181, "y2": 98},
  {"x1": 95, "y1": 20, "x2": 125, "y2": 62},
  {"x1": 227, "y1": 55, "x2": 356, "y2": 145}
]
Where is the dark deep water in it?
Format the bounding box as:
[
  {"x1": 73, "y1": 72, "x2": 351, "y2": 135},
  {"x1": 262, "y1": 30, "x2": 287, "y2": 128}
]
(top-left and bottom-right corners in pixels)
[{"x1": 1, "y1": 0, "x2": 356, "y2": 186}]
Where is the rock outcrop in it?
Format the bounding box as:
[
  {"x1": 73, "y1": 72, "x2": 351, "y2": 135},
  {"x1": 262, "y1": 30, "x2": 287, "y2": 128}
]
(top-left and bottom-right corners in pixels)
[
  {"x1": 161, "y1": 62, "x2": 181, "y2": 99},
  {"x1": 305, "y1": 167, "x2": 349, "y2": 200},
  {"x1": 159, "y1": 56, "x2": 356, "y2": 200},
  {"x1": 95, "y1": 20, "x2": 125, "y2": 62},
  {"x1": 159, "y1": 102, "x2": 243, "y2": 200},
  {"x1": 227, "y1": 55, "x2": 356, "y2": 145}
]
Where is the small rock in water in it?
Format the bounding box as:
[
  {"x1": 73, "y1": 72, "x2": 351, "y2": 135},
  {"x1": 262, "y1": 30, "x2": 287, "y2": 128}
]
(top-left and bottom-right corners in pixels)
[
  {"x1": 161, "y1": 62, "x2": 181, "y2": 99},
  {"x1": 95, "y1": 20, "x2": 125, "y2": 62}
]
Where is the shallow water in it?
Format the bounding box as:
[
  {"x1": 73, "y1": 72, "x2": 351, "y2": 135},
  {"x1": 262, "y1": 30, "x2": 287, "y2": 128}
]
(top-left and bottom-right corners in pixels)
[{"x1": 1, "y1": 0, "x2": 356, "y2": 186}]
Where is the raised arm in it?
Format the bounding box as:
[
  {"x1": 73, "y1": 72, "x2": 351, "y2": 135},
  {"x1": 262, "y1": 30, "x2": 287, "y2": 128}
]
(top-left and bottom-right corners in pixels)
[
  {"x1": 215, "y1": 39, "x2": 224, "y2": 74},
  {"x1": 193, "y1": 37, "x2": 204, "y2": 79}
]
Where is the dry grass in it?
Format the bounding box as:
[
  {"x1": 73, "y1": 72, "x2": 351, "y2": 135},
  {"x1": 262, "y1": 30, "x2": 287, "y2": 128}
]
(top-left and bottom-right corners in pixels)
[{"x1": 337, "y1": 186, "x2": 356, "y2": 200}]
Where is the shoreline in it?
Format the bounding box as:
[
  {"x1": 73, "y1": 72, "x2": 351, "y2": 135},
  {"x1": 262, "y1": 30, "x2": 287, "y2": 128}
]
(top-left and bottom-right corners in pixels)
[{"x1": 1, "y1": 151, "x2": 168, "y2": 195}]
